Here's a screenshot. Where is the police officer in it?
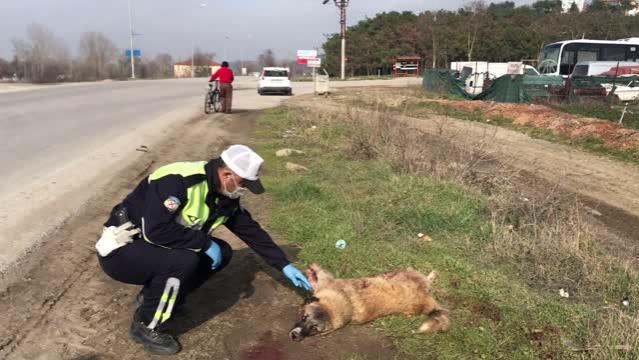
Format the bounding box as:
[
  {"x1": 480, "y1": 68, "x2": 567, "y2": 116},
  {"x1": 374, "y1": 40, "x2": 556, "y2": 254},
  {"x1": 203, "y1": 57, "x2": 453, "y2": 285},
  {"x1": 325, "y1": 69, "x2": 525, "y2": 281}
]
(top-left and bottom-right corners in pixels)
[{"x1": 96, "y1": 144, "x2": 312, "y2": 355}]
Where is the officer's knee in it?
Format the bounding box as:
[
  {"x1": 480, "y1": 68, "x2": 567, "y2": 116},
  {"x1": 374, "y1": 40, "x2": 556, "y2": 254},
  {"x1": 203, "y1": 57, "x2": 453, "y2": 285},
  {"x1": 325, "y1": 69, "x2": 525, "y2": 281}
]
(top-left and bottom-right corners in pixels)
[
  {"x1": 179, "y1": 250, "x2": 201, "y2": 277},
  {"x1": 212, "y1": 238, "x2": 233, "y2": 270}
]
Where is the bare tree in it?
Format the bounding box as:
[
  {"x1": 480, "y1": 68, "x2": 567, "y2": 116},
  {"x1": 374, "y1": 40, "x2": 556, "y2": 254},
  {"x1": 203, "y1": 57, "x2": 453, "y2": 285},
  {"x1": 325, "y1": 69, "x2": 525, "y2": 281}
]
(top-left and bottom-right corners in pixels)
[
  {"x1": 192, "y1": 48, "x2": 216, "y2": 77},
  {"x1": 154, "y1": 53, "x2": 174, "y2": 78},
  {"x1": 140, "y1": 54, "x2": 174, "y2": 79},
  {"x1": 464, "y1": 1, "x2": 486, "y2": 62},
  {"x1": 11, "y1": 38, "x2": 30, "y2": 80},
  {"x1": 257, "y1": 49, "x2": 276, "y2": 68},
  {"x1": 12, "y1": 23, "x2": 70, "y2": 83},
  {"x1": 78, "y1": 31, "x2": 118, "y2": 80},
  {"x1": 0, "y1": 57, "x2": 15, "y2": 79},
  {"x1": 27, "y1": 23, "x2": 70, "y2": 82}
]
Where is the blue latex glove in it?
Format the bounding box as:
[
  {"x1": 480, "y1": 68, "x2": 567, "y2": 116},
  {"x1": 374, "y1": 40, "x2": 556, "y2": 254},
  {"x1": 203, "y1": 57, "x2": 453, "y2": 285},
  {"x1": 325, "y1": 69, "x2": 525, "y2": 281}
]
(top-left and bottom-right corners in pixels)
[
  {"x1": 283, "y1": 264, "x2": 313, "y2": 290},
  {"x1": 205, "y1": 240, "x2": 222, "y2": 270}
]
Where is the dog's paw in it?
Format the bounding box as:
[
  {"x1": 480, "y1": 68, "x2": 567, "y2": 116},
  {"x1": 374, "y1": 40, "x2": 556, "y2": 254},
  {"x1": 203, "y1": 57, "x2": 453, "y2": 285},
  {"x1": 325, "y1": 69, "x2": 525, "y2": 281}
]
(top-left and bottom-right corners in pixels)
[
  {"x1": 418, "y1": 322, "x2": 434, "y2": 333},
  {"x1": 426, "y1": 271, "x2": 439, "y2": 285}
]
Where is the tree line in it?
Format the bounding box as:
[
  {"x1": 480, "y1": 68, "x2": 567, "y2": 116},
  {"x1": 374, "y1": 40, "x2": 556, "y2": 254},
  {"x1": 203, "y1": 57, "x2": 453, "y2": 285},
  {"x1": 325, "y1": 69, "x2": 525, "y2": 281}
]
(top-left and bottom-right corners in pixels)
[
  {"x1": 0, "y1": 23, "x2": 309, "y2": 83},
  {"x1": 321, "y1": 0, "x2": 639, "y2": 76},
  {"x1": 0, "y1": 23, "x2": 181, "y2": 82}
]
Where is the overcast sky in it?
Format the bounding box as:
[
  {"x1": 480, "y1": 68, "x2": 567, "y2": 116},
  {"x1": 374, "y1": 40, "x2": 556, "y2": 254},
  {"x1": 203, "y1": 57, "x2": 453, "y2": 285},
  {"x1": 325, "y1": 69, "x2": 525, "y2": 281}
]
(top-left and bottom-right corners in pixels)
[{"x1": 1, "y1": 0, "x2": 533, "y2": 62}]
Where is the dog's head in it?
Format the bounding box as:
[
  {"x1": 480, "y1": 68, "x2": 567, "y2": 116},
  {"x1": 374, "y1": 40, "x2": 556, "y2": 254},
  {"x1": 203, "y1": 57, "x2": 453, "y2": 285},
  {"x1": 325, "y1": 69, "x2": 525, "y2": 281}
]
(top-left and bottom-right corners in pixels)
[{"x1": 289, "y1": 296, "x2": 333, "y2": 341}]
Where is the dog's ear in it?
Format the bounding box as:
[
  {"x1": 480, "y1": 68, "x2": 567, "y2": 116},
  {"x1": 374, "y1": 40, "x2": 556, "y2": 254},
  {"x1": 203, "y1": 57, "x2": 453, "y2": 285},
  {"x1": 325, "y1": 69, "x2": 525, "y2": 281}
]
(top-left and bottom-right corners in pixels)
[
  {"x1": 306, "y1": 266, "x2": 319, "y2": 289},
  {"x1": 308, "y1": 264, "x2": 334, "y2": 287},
  {"x1": 303, "y1": 296, "x2": 320, "y2": 305}
]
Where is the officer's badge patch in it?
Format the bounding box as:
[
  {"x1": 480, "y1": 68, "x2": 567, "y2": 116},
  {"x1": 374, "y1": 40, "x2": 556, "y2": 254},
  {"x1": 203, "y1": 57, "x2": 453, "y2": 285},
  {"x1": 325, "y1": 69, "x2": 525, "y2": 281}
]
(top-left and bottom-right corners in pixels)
[{"x1": 164, "y1": 196, "x2": 181, "y2": 213}]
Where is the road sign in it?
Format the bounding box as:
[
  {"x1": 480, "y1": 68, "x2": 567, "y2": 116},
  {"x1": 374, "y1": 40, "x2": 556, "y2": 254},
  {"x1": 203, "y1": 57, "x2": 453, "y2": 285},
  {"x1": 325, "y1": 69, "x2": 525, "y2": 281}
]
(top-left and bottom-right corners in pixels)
[
  {"x1": 307, "y1": 58, "x2": 322, "y2": 68},
  {"x1": 297, "y1": 50, "x2": 317, "y2": 58},
  {"x1": 297, "y1": 50, "x2": 318, "y2": 64},
  {"x1": 125, "y1": 49, "x2": 142, "y2": 57}
]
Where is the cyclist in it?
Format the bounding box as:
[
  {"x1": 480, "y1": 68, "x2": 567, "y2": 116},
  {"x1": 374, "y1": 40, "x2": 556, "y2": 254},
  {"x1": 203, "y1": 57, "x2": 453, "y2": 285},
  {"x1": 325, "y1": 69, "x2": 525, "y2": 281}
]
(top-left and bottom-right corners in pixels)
[{"x1": 208, "y1": 61, "x2": 234, "y2": 114}]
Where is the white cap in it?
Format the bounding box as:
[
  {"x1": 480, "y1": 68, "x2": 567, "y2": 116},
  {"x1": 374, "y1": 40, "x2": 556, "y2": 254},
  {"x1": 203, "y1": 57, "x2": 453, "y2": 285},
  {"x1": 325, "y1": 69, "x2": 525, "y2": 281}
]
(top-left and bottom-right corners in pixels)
[{"x1": 220, "y1": 144, "x2": 265, "y2": 194}]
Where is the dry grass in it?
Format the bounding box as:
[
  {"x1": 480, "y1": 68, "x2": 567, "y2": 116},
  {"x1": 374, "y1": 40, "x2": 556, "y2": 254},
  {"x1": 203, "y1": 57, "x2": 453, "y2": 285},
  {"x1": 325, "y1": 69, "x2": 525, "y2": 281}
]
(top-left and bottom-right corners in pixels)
[{"x1": 284, "y1": 99, "x2": 639, "y2": 356}]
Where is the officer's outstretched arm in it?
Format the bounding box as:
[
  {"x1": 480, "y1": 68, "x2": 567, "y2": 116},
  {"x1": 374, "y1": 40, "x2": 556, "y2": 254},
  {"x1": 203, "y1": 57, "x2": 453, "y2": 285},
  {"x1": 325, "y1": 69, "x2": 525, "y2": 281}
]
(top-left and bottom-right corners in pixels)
[{"x1": 225, "y1": 208, "x2": 289, "y2": 270}]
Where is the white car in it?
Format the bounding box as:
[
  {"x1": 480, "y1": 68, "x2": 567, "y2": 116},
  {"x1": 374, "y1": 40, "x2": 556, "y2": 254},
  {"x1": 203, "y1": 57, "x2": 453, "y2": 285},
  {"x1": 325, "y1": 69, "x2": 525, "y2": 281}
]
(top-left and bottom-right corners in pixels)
[
  {"x1": 258, "y1": 67, "x2": 292, "y2": 95},
  {"x1": 602, "y1": 81, "x2": 639, "y2": 102}
]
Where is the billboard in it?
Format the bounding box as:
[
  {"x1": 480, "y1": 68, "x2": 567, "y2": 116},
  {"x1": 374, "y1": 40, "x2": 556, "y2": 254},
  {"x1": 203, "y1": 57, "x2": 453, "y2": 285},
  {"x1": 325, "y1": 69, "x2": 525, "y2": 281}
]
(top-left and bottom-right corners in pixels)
[{"x1": 297, "y1": 49, "x2": 318, "y2": 65}]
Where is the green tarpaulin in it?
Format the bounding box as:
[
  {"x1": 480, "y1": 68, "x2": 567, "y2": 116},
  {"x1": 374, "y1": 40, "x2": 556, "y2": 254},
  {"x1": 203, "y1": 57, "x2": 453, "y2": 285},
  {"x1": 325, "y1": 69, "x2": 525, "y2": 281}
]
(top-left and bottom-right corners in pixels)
[{"x1": 423, "y1": 69, "x2": 564, "y2": 103}]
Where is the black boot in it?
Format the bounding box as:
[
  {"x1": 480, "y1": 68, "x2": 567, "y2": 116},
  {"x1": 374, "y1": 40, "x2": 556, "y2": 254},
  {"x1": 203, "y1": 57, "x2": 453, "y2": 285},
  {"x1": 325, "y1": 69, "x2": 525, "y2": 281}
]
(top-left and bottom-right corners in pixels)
[{"x1": 129, "y1": 309, "x2": 181, "y2": 355}]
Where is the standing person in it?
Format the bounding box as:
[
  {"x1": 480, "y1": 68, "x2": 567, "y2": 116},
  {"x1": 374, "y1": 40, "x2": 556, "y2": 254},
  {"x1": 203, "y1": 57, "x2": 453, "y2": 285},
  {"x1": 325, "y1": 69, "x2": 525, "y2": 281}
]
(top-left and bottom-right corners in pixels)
[
  {"x1": 95, "y1": 144, "x2": 312, "y2": 355},
  {"x1": 209, "y1": 61, "x2": 234, "y2": 113}
]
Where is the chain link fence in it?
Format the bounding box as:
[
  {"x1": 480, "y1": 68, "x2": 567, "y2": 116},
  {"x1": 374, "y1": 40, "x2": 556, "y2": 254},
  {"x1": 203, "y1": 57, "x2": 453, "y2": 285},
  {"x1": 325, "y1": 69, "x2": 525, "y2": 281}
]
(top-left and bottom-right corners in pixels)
[{"x1": 423, "y1": 69, "x2": 639, "y2": 129}]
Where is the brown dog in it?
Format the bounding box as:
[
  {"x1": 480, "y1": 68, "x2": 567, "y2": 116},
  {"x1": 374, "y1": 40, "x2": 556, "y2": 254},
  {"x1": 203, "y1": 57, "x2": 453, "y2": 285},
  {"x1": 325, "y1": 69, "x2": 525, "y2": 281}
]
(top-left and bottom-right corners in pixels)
[{"x1": 289, "y1": 263, "x2": 449, "y2": 341}]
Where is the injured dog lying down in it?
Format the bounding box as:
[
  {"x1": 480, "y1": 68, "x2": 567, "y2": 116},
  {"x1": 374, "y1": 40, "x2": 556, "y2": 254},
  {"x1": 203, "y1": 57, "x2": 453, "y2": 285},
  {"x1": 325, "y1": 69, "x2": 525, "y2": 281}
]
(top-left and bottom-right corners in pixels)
[{"x1": 289, "y1": 263, "x2": 449, "y2": 341}]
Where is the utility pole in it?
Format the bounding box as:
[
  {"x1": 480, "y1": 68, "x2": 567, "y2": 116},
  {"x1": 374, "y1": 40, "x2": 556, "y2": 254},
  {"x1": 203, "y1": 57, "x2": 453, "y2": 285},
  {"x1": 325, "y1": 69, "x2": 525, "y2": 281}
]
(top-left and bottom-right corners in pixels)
[
  {"x1": 128, "y1": 0, "x2": 135, "y2": 79},
  {"x1": 323, "y1": 0, "x2": 349, "y2": 80},
  {"x1": 127, "y1": 0, "x2": 137, "y2": 79}
]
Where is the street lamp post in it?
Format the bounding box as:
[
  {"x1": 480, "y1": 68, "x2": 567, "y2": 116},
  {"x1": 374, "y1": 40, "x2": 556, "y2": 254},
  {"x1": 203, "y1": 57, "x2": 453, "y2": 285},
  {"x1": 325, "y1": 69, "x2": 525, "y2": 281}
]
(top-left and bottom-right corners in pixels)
[
  {"x1": 128, "y1": 0, "x2": 135, "y2": 79},
  {"x1": 224, "y1": 35, "x2": 230, "y2": 61},
  {"x1": 323, "y1": 0, "x2": 349, "y2": 80},
  {"x1": 193, "y1": 1, "x2": 207, "y2": 78}
]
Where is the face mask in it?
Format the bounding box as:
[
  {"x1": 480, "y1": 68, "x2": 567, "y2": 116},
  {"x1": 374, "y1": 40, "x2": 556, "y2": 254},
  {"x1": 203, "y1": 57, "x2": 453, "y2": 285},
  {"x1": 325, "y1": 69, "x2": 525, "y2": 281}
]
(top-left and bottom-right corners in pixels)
[{"x1": 222, "y1": 176, "x2": 248, "y2": 199}]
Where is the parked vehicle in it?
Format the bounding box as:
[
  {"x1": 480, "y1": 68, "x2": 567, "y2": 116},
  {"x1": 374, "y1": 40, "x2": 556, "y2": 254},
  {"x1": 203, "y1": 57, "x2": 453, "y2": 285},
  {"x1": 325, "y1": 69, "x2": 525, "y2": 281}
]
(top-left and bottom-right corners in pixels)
[
  {"x1": 601, "y1": 81, "x2": 639, "y2": 102},
  {"x1": 569, "y1": 61, "x2": 639, "y2": 102},
  {"x1": 450, "y1": 61, "x2": 539, "y2": 94},
  {"x1": 257, "y1": 67, "x2": 292, "y2": 95},
  {"x1": 570, "y1": 61, "x2": 639, "y2": 77},
  {"x1": 538, "y1": 38, "x2": 639, "y2": 77}
]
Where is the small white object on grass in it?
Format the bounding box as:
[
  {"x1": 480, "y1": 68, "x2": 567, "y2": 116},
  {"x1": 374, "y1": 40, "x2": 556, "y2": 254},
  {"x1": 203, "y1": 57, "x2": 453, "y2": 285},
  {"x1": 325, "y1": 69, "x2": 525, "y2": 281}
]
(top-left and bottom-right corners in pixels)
[
  {"x1": 275, "y1": 148, "x2": 304, "y2": 157},
  {"x1": 417, "y1": 233, "x2": 433, "y2": 241},
  {"x1": 559, "y1": 288, "x2": 570, "y2": 298},
  {"x1": 286, "y1": 162, "x2": 309, "y2": 172},
  {"x1": 335, "y1": 239, "x2": 347, "y2": 249}
]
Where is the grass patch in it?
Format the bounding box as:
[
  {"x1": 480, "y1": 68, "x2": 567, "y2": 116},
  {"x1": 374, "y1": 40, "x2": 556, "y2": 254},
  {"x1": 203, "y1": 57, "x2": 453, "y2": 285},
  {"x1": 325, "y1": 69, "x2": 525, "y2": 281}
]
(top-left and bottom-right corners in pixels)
[
  {"x1": 550, "y1": 102, "x2": 639, "y2": 130},
  {"x1": 252, "y1": 106, "x2": 639, "y2": 359}
]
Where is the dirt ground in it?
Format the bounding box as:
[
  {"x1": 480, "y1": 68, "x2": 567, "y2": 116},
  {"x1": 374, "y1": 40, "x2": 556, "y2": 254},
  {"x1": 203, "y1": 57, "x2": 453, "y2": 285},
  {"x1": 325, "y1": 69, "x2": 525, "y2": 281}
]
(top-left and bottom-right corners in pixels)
[
  {"x1": 0, "y1": 110, "x2": 399, "y2": 359},
  {"x1": 4, "y1": 85, "x2": 639, "y2": 359},
  {"x1": 434, "y1": 99, "x2": 639, "y2": 150}
]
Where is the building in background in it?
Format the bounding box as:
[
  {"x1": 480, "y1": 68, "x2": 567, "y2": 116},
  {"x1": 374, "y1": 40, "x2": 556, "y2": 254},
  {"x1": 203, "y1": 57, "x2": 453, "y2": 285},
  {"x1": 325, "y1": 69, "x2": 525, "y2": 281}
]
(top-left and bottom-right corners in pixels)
[
  {"x1": 391, "y1": 56, "x2": 422, "y2": 77},
  {"x1": 173, "y1": 60, "x2": 220, "y2": 78}
]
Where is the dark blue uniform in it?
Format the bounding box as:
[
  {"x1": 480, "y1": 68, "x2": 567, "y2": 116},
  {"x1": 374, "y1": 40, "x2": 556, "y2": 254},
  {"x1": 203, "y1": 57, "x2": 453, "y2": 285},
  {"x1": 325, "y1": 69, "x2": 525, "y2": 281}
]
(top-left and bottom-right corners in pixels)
[{"x1": 98, "y1": 158, "x2": 290, "y2": 328}]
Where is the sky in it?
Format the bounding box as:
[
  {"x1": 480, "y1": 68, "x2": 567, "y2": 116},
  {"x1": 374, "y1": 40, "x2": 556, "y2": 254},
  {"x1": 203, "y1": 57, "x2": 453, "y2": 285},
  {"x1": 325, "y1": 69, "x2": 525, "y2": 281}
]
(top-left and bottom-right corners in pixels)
[{"x1": 0, "y1": 0, "x2": 533, "y2": 62}]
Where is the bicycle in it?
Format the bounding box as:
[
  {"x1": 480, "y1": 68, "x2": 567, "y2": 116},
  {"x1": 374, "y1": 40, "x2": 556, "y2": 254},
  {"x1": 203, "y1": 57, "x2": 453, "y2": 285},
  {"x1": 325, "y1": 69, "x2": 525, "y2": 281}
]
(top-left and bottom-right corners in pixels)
[{"x1": 204, "y1": 80, "x2": 222, "y2": 114}]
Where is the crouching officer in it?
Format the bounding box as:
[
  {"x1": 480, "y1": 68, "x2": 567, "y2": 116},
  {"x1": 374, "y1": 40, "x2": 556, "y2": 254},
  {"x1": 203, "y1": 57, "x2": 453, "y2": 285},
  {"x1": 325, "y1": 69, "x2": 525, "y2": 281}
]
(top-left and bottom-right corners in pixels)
[{"x1": 95, "y1": 144, "x2": 312, "y2": 355}]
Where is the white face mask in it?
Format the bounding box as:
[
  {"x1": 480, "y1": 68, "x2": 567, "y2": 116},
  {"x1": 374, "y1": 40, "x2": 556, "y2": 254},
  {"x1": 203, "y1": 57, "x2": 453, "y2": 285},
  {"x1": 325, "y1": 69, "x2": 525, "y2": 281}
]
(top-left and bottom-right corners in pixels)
[{"x1": 222, "y1": 176, "x2": 248, "y2": 199}]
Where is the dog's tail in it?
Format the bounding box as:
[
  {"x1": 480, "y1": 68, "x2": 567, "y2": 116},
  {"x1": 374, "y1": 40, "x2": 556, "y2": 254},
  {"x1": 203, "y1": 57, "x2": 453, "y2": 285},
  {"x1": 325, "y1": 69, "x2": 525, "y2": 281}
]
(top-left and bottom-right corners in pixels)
[{"x1": 418, "y1": 307, "x2": 450, "y2": 333}]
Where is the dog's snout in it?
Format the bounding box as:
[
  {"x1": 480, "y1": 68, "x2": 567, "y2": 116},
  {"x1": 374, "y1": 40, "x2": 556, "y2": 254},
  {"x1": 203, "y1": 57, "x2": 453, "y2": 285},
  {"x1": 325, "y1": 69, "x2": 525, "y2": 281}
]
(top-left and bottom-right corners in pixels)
[{"x1": 289, "y1": 327, "x2": 303, "y2": 341}]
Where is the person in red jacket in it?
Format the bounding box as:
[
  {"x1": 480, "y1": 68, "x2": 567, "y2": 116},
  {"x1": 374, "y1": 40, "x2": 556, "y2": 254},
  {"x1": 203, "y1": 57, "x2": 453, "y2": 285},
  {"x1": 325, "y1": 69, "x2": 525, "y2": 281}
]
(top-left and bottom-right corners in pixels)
[{"x1": 209, "y1": 61, "x2": 234, "y2": 113}]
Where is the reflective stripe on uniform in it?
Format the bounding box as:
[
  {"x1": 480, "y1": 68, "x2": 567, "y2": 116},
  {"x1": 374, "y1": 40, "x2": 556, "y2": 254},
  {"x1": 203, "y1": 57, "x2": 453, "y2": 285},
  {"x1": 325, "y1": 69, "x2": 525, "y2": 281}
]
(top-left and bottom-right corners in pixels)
[
  {"x1": 211, "y1": 216, "x2": 228, "y2": 231},
  {"x1": 147, "y1": 277, "x2": 180, "y2": 329},
  {"x1": 141, "y1": 217, "x2": 171, "y2": 249}
]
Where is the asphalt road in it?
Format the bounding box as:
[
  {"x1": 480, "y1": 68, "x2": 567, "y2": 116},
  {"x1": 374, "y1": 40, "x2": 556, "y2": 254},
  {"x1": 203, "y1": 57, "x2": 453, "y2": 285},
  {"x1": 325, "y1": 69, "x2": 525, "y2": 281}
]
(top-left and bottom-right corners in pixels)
[{"x1": 0, "y1": 76, "x2": 420, "y2": 274}]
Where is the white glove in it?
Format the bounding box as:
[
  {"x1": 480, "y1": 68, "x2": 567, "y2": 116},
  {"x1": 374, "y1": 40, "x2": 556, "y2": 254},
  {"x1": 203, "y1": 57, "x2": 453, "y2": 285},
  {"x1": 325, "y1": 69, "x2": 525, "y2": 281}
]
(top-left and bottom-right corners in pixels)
[{"x1": 95, "y1": 221, "x2": 140, "y2": 257}]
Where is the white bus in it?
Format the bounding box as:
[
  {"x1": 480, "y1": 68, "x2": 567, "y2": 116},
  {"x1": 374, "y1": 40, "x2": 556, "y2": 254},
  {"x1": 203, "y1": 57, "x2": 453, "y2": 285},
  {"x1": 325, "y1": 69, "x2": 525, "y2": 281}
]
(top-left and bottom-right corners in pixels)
[{"x1": 538, "y1": 38, "x2": 639, "y2": 77}]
